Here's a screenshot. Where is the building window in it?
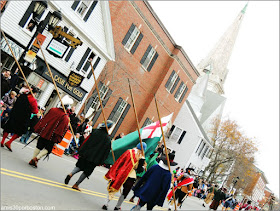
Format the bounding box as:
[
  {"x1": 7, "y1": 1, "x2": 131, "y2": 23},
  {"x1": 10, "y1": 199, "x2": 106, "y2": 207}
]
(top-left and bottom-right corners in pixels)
[
  {"x1": 90, "y1": 84, "x2": 109, "y2": 113},
  {"x1": 108, "y1": 98, "x2": 131, "y2": 137},
  {"x1": 27, "y1": 72, "x2": 48, "y2": 100},
  {"x1": 201, "y1": 146, "x2": 209, "y2": 159},
  {"x1": 1, "y1": 54, "x2": 15, "y2": 70},
  {"x1": 18, "y1": 2, "x2": 45, "y2": 34},
  {"x1": 195, "y1": 139, "x2": 203, "y2": 154},
  {"x1": 140, "y1": 45, "x2": 158, "y2": 72},
  {"x1": 122, "y1": 24, "x2": 143, "y2": 55},
  {"x1": 166, "y1": 71, "x2": 180, "y2": 93},
  {"x1": 171, "y1": 127, "x2": 182, "y2": 140},
  {"x1": 124, "y1": 26, "x2": 140, "y2": 51},
  {"x1": 76, "y1": 47, "x2": 96, "y2": 74},
  {"x1": 76, "y1": 1, "x2": 91, "y2": 16},
  {"x1": 175, "y1": 83, "x2": 187, "y2": 101},
  {"x1": 142, "y1": 46, "x2": 156, "y2": 69},
  {"x1": 198, "y1": 142, "x2": 206, "y2": 157},
  {"x1": 110, "y1": 99, "x2": 128, "y2": 125},
  {"x1": 142, "y1": 117, "x2": 153, "y2": 128},
  {"x1": 71, "y1": 1, "x2": 98, "y2": 22}
]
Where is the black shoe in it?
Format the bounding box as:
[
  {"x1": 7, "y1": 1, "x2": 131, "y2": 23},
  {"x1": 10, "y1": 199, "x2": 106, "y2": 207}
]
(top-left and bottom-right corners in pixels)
[
  {"x1": 64, "y1": 174, "x2": 72, "y2": 184},
  {"x1": 202, "y1": 203, "x2": 205, "y2": 207},
  {"x1": 114, "y1": 207, "x2": 120, "y2": 210},
  {"x1": 102, "y1": 205, "x2": 107, "y2": 210}
]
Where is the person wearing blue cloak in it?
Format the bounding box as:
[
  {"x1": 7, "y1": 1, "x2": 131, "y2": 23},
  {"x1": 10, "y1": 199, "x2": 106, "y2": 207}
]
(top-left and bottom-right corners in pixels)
[{"x1": 131, "y1": 153, "x2": 177, "y2": 210}]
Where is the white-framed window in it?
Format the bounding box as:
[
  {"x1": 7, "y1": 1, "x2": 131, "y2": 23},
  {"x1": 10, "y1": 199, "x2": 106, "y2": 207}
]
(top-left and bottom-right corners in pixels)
[
  {"x1": 90, "y1": 84, "x2": 109, "y2": 112},
  {"x1": 1, "y1": 54, "x2": 15, "y2": 70},
  {"x1": 142, "y1": 47, "x2": 156, "y2": 70},
  {"x1": 76, "y1": 1, "x2": 91, "y2": 17},
  {"x1": 166, "y1": 72, "x2": 179, "y2": 92},
  {"x1": 175, "y1": 83, "x2": 187, "y2": 101},
  {"x1": 110, "y1": 99, "x2": 128, "y2": 124},
  {"x1": 78, "y1": 49, "x2": 96, "y2": 74},
  {"x1": 21, "y1": 9, "x2": 46, "y2": 37},
  {"x1": 124, "y1": 27, "x2": 140, "y2": 51},
  {"x1": 27, "y1": 72, "x2": 48, "y2": 100},
  {"x1": 171, "y1": 127, "x2": 183, "y2": 141}
]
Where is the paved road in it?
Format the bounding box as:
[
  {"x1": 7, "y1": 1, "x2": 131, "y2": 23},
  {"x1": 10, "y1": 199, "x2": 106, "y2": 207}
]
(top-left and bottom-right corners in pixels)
[{"x1": 1, "y1": 138, "x2": 219, "y2": 210}]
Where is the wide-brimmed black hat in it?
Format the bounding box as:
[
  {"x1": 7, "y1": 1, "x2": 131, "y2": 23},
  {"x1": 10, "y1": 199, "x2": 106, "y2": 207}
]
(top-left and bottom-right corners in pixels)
[{"x1": 162, "y1": 153, "x2": 178, "y2": 166}]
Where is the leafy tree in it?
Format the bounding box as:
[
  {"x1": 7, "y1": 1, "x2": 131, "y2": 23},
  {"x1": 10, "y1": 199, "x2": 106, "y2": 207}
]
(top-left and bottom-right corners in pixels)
[{"x1": 203, "y1": 117, "x2": 258, "y2": 184}]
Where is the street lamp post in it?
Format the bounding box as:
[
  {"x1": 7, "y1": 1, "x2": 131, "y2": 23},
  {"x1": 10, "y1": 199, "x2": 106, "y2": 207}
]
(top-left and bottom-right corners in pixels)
[
  {"x1": 23, "y1": 1, "x2": 62, "y2": 62},
  {"x1": 230, "y1": 176, "x2": 239, "y2": 194}
]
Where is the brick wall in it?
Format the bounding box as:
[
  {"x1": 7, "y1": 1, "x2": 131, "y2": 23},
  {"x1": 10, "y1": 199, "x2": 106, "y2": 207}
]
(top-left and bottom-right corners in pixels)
[{"x1": 81, "y1": 1, "x2": 199, "y2": 137}]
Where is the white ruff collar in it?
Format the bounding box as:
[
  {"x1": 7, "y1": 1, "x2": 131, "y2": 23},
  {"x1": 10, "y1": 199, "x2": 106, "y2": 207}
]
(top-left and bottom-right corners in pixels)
[{"x1": 158, "y1": 160, "x2": 169, "y2": 170}]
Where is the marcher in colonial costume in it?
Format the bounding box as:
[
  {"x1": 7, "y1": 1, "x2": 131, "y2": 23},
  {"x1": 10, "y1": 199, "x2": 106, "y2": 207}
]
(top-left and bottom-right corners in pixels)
[
  {"x1": 64, "y1": 120, "x2": 114, "y2": 191},
  {"x1": 202, "y1": 184, "x2": 217, "y2": 207},
  {"x1": 167, "y1": 167, "x2": 195, "y2": 209},
  {"x1": 209, "y1": 187, "x2": 226, "y2": 210},
  {"x1": 28, "y1": 96, "x2": 72, "y2": 168},
  {"x1": 130, "y1": 153, "x2": 177, "y2": 211},
  {"x1": 102, "y1": 142, "x2": 147, "y2": 210},
  {"x1": 129, "y1": 151, "x2": 159, "y2": 203},
  {"x1": 1, "y1": 87, "x2": 38, "y2": 152}
]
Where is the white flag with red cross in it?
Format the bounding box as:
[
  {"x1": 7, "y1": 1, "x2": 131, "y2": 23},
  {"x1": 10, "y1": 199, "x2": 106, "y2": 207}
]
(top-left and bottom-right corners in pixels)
[{"x1": 141, "y1": 113, "x2": 173, "y2": 139}]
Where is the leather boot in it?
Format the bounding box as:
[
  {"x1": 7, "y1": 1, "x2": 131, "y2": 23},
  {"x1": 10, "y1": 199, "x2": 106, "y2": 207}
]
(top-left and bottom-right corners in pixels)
[
  {"x1": 5, "y1": 143, "x2": 12, "y2": 152},
  {"x1": 29, "y1": 157, "x2": 38, "y2": 168},
  {"x1": 72, "y1": 184, "x2": 81, "y2": 191}
]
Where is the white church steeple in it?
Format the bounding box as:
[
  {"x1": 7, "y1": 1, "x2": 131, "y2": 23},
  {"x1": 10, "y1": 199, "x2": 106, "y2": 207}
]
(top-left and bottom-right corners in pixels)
[{"x1": 196, "y1": 3, "x2": 248, "y2": 95}]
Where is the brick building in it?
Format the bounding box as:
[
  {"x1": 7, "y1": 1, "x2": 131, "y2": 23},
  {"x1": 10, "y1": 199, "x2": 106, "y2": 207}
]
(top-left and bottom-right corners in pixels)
[{"x1": 80, "y1": 1, "x2": 199, "y2": 138}]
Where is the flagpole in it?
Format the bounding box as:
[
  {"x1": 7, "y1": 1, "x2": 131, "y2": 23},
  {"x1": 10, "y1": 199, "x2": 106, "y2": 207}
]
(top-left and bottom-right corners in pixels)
[
  {"x1": 35, "y1": 38, "x2": 78, "y2": 147},
  {"x1": 154, "y1": 94, "x2": 177, "y2": 211},
  {"x1": 89, "y1": 61, "x2": 115, "y2": 163},
  {"x1": 1, "y1": 30, "x2": 43, "y2": 118},
  {"x1": 127, "y1": 78, "x2": 145, "y2": 156}
]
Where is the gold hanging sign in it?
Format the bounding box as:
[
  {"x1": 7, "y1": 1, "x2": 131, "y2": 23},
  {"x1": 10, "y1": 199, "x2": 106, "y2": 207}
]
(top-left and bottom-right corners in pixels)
[{"x1": 66, "y1": 71, "x2": 84, "y2": 87}]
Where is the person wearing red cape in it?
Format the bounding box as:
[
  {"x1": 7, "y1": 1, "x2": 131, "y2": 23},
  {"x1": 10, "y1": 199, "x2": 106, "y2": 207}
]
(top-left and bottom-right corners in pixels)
[
  {"x1": 28, "y1": 97, "x2": 72, "y2": 168},
  {"x1": 167, "y1": 168, "x2": 195, "y2": 210},
  {"x1": 102, "y1": 142, "x2": 147, "y2": 210}
]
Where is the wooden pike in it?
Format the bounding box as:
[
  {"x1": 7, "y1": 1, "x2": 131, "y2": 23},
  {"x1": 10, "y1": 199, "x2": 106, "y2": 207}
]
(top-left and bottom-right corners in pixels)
[
  {"x1": 127, "y1": 78, "x2": 145, "y2": 155},
  {"x1": 154, "y1": 94, "x2": 177, "y2": 211},
  {"x1": 1, "y1": 30, "x2": 44, "y2": 117},
  {"x1": 89, "y1": 61, "x2": 115, "y2": 163},
  {"x1": 35, "y1": 38, "x2": 78, "y2": 146}
]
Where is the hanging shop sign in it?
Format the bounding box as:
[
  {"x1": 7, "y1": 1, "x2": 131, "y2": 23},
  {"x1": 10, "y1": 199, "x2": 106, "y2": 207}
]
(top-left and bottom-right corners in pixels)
[
  {"x1": 66, "y1": 71, "x2": 84, "y2": 87},
  {"x1": 0, "y1": 36, "x2": 24, "y2": 60},
  {"x1": 34, "y1": 60, "x2": 87, "y2": 101},
  {"x1": 46, "y1": 38, "x2": 69, "y2": 58},
  {"x1": 24, "y1": 33, "x2": 46, "y2": 63}
]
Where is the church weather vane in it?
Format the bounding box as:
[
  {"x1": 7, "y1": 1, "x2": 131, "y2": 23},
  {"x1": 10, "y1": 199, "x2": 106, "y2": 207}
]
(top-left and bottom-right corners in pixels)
[{"x1": 50, "y1": 26, "x2": 83, "y2": 49}]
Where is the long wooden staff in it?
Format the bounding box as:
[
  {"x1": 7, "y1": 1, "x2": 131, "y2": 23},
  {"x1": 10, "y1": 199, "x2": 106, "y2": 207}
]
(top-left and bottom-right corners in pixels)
[
  {"x1": 35, "y1": 38, "x2": 78, "y2": 146},
  {"x1": 89, "y1": 61, "x2": 115, "y2": 163},
  {"x1": 127, "y1": 78, "x2": 145, "y2": 155},
  {"x1": 154, "y1": 94, "x2": 177, "y2": 211},
  {"x1": 1, "y1": 30, "x2": 43, "y2": 117}
]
